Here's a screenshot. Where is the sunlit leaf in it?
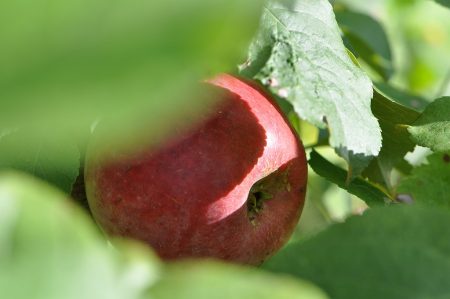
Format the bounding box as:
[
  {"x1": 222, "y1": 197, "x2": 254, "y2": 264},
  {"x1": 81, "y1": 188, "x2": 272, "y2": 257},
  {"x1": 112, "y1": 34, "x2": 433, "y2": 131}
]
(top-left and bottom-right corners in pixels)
[{"x1": 243, "y1": 0, "x2": 381, "y2": 178}]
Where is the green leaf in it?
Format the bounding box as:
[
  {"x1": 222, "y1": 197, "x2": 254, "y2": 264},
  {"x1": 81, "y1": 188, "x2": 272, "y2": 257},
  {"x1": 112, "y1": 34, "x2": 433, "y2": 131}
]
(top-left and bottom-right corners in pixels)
[
  {"x1": 0, "y1": 0, "x2": 262, "y2": 151},
  {"x1": 264, "y1": 204, "x2": 450, "y2": 299},
  {"x1": 408, "y1": 97, "x2": 450, "y2": 152},
  {"x1": 151, "y1": 261, "x2": 328, "y2": 299},
  {"x1": 0, "y1": 129, "x2": 80, "y2": 193},
  {"x1": 309, "y1": 150, "x2": 390, "y2": 206},
  {"x1": 335, "y1": 9, "x2": 393, "y2": 80},
  {"x1": 243, "y1": 0, "x2": 381, "y2": 177},
  {"x1": 396, "y1": 152, "x2": 450, "y2": 206},
  {"x1": 0, "y1": 172, "x2": 159, "y2": 299},
  {"x1": 363, "y1": 91, "x2": 420, "y2": 189}
]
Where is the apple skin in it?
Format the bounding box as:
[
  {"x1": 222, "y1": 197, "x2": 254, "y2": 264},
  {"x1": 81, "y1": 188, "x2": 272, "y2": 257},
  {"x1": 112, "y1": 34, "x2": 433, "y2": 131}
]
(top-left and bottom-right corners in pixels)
[{"x1": 85, "y1": 74, "x2": 307, "y2": 265}]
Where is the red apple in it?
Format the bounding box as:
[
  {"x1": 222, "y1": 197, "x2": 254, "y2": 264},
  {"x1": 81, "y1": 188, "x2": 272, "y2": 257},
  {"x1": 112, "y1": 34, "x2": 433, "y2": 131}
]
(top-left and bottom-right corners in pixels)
[{"x1": 85, "y1": 74, "x2": 307, "y2": 265}]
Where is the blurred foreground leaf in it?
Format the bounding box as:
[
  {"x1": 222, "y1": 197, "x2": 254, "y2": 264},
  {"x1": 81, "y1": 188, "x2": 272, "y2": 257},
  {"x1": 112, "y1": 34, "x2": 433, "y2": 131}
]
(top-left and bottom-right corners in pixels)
[
  {"x1": 264, "y1": 204, "x2": 450, "y2": 299},
  {"x1": 0, "y1": 172, "x2": 159, "y2": 299},
  {"x1": 397, "y1": 152, "x2": 450, "y2": 207},
  {"x1": 242, "y1": 0, "x2": 381, "y2": 177},
  {"x1": 0, "y1": 0, "x2": 262, "y2": 153},
  {"x1": 0, "y1": 171, "x2": 329, "y2": 299},
  {"x1": 408, "y1": 97, "x2": 450, "y2": 152},
  {"x1": 0, "y1": 129, "x2": 79, "y2": 193},
  {"x1": 151, "y1": 261, "x2": 328, "y2": 299}
]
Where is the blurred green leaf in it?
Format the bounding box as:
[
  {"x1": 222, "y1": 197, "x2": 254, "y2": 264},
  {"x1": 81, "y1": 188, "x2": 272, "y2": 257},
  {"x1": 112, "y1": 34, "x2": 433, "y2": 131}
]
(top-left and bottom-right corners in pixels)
[
  {"x1": 397, "y1": 152, "x2": 450, "y2": 206},
  {"x1": 335, "y1": 9, "x2": 393, "y2": 80},
  {"x1": 408, "y1": 97, "x2": 450, "y2": 152},
  {"x1": 363, "y1": 91, "x2": 420, "y2": 189},
  {"x1": 0, "y1": 172, "x2": 159, "y2": 299},
  {"x1": 0, "y1": 0, "x2": 262, "y2": 153},
  {"x1": 309, "y1": 150, "x2": 389, "y2": 206},
  {"x1": 264, "y1": 204, "x2": 450, "y2": 299},
  {"x1": 0, "y1": 129, "x2": 79, "y2": 193},
  {"x1": 242, "y1": 0, "x2": 381, "y2": 178},
  {"x1": 151, "y1": 261, "x2": 329, "y2": 299}
]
